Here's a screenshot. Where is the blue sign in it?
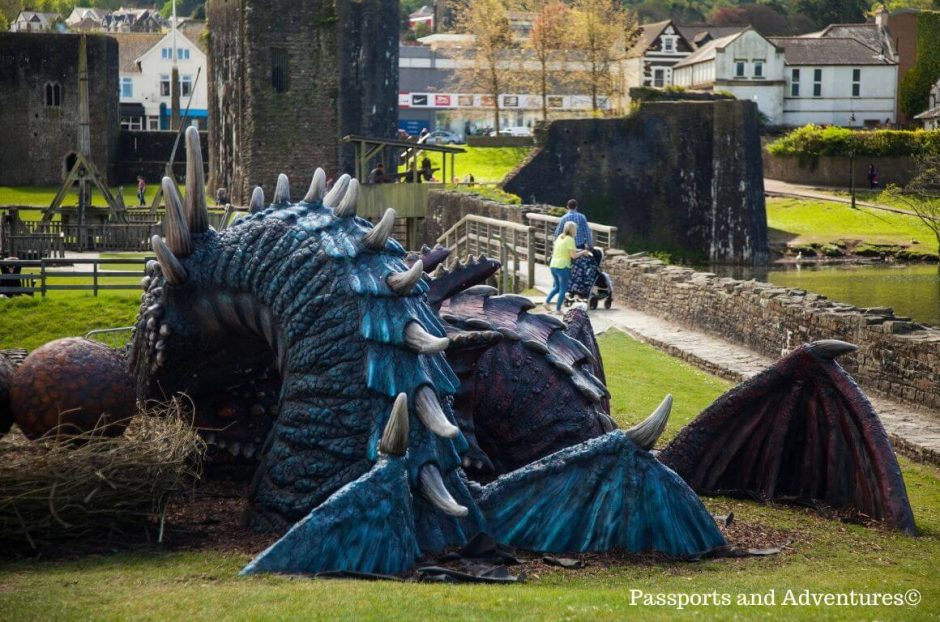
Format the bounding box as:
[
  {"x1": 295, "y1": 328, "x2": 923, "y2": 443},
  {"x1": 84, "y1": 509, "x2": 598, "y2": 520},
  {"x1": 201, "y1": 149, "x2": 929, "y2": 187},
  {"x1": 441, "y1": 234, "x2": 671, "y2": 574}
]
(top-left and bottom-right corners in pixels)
[{"x1": 399, "y1": 119, "x2": 427, "y2": 136}]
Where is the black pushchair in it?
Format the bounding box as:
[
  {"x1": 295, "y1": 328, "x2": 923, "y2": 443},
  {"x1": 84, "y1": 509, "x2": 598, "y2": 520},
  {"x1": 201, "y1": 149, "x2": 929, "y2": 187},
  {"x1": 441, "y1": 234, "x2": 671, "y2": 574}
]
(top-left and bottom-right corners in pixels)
[{"x1": 564, "y1": 248, "x2": 614, "y2": 309}]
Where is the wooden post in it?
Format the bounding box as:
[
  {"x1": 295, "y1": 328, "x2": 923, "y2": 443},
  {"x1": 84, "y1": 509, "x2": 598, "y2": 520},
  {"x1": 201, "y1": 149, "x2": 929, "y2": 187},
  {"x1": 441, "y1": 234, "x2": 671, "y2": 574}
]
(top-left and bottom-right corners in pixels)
[
  {"x1": 93, "y1": 260, "x2": 98, "y2": 297},
  {"x1": 526, "y1": 227, "x2": 535, "y2": 289},
  {"x1": 40, "y1": 260, "x2": 47, "y2": 298}
]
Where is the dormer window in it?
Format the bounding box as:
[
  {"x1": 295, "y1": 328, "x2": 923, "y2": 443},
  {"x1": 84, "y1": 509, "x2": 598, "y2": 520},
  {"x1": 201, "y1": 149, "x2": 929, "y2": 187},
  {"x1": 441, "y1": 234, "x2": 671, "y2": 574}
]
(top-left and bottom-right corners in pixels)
[{"x1": 662, "y1": 37, "x2": 675, "y2": 53}]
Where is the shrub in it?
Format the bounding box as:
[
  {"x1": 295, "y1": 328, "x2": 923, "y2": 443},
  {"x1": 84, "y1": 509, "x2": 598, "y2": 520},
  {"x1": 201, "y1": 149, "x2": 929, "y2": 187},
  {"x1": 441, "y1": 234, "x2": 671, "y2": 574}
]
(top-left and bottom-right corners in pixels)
[{"x1": 767, "y1": 125, "x2": 940, "y2": 158}]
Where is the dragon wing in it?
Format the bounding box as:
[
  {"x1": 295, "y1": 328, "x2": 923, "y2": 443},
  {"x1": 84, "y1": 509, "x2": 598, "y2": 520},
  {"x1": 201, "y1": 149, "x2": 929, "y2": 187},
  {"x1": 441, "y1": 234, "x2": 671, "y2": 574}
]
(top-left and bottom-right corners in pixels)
[{"x1": 659, "y1": 340, "x2": 916, "y2": 535}]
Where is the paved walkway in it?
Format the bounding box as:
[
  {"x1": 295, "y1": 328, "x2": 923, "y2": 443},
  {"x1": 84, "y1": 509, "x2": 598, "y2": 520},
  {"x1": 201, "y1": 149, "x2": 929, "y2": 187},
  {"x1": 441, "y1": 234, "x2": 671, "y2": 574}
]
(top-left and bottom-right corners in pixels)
[
  {"x1": 526, "y1": 266, "x2": 940, "y2": 464},
  {"x1": 764, "y1": 178, "x2": 928, "y2": 219}
]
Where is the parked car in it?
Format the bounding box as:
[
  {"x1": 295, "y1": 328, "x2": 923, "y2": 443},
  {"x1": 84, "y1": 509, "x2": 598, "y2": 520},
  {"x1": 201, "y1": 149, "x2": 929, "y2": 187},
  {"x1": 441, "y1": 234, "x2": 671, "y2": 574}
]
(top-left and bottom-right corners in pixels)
[
  {"x1": 424, "y1": 130, "x2": 463, "y2": 145},
  {"x1": 488, "y1": 126, "x2": 532, "y2": 137}
]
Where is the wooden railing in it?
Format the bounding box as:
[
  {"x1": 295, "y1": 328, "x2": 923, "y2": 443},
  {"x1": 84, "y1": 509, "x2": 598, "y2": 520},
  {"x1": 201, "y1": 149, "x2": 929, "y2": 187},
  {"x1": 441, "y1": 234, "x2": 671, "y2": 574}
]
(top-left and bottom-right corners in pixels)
[
  {"x1": 0, "y1": 257, "x2": 149, "y2": 297},
  {"x1": 437, "y1": 215, "x2": 535, "y2": 293},
  {"x1": 525, "y1": 212, "x2": 618, "y2": 264}
]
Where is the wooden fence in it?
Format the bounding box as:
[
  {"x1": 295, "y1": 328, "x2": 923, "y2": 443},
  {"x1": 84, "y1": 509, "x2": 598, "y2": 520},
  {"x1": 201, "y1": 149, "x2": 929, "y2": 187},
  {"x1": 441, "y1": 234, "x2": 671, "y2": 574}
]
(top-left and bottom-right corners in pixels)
[{"x1": 0, "y1": 257, "x2": 148, "y2": 297}]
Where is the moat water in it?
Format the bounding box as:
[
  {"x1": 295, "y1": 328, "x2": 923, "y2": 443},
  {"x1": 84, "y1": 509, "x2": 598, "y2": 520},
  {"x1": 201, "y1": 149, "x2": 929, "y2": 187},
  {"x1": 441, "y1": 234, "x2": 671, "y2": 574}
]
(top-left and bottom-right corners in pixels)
[{"x1": 710, "y1": 263, "x2": 940, "y2": 328}]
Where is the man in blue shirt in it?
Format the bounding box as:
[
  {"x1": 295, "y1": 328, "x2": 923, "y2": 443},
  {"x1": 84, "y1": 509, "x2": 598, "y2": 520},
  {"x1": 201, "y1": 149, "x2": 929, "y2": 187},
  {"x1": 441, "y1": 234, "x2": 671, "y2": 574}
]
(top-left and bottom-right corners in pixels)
[{"x1": 553, "y1": 199, "x2": 592, "y2": 249}]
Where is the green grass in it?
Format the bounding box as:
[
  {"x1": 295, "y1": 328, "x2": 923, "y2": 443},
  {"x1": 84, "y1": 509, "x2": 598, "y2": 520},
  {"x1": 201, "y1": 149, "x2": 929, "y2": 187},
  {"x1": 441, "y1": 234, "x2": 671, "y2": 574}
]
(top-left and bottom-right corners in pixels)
[
  {"x1": 0, "y1": 327, "x2": 937, "y2": 620},
  {"x1": 766, "y1": 197, "x2": 938, "y2": 251},
  {"x1": 0, "y1": 184, "x2": 211, "y2": 214},
  {"x1": 402, "y1": 146, "x2": 532, "y2": 184},
  {"x1": 0, "y1": 293, "x2": 139, "y2": 350}
]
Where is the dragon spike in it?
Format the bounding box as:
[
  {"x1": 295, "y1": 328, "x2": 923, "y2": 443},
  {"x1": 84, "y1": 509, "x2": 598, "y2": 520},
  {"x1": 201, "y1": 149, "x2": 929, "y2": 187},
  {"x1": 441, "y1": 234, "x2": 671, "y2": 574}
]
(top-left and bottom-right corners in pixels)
[
  {"x1": 184, "y1": 126, "x2": 209, "y2": 233},
  {"x1": 415, "y1": 386, "x2": 460, "y2": 439},
  {"x1": 161, "y1": 177, "x2": 192, "y2": 256},
  {"x1": 274, "y1": 173, "x2": 290, "y2": 203},
  {"x1": 419, "y1": 464, "x2": 468, "y2": 517},
  {"x1": 363, "y1": 208, "x2": 397, "y2": 250},
  {"x1": 624, "y1": 394, "x2": 672, "y2": 451},
  {"x1": 302, "y1": 167, "x2": 327, "y2": 203},
  {"x1": 811, "y1": 339, "x2": 858, "y2": 359},
  {"x1": 378, "y1": 393, "x2": 409, "y2": 456},
  {"x1": 249, "y1": 186, "x2": 265, "y2": 214},
  {"x1": 387, "y1": 259, "x2": 424, "y2": 295},
  {"x1": 323, "y1": 174, "x2": 351, "y2": 208},
  {"x1": 151, "y1": 235, "x2": 187, "y2": 285},
  {"x1": 333, "y1": 178, "x2": 360, "y2": 218},
  {"x1": 404, "y1": 322, "x2": 449, "y2": 354}
]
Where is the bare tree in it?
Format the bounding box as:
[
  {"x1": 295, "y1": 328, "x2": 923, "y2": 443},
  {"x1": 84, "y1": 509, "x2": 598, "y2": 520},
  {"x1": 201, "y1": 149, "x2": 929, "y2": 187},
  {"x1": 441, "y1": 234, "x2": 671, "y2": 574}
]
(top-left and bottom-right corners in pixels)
[
  {"x1": 527, "y1": 1, "x2": 571, "y2": 121},
  {"x1": 451, "y1": 0, "x2": 515, "y2": 133},
  {"x1": 571, "y1": 0, "x2": 640, "y2": 114},
  {"x1": 886, "y1": 153, "x2": 940, "y2": 257}
]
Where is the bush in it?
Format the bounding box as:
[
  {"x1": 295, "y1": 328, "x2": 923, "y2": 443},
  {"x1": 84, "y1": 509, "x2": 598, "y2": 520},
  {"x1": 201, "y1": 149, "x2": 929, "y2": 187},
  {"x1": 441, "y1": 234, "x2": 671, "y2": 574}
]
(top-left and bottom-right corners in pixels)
[{"x1": 767, "y1": 125, "x2": 940, "y2": 158}]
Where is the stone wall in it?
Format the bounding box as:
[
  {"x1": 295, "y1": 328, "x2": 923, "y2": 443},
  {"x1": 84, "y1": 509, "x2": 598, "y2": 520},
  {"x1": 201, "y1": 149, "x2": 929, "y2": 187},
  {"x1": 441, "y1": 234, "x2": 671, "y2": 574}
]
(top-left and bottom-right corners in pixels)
[
  {"x1": 207, "y1": 0, "x2": 399, "y2": 204},
  {"x1": 763, "y1": 154, "x2": 916, "y2": 188},
  {"x1": 0, "y1": 33, "x2": 119, "y2": 185},
  {"x1": 607, "y1": 254, "x2": 940, "y2": 412},
  {"x1": 424, "y1": 190, "x2": 549, "y2": 245},
  {"x1": 502, "y1": 100, "x2": 768, "y2": 265},
  {"x1": 115, "y1": 130, "x2": 209, "y2": 183}
]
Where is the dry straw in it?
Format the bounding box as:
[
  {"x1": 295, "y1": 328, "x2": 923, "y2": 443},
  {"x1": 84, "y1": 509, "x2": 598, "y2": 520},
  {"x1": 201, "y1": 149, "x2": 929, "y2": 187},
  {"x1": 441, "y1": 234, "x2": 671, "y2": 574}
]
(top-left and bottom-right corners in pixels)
[{"x1": 0, "y1": 398, "x2": 205, "y2": 549}]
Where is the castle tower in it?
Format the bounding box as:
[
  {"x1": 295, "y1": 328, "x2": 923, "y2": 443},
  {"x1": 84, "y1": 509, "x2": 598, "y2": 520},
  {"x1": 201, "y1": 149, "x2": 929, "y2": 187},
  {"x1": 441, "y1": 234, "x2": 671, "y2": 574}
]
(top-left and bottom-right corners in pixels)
[{"x1": 206, "y1": 0, "x2": 399, "y2": 204}]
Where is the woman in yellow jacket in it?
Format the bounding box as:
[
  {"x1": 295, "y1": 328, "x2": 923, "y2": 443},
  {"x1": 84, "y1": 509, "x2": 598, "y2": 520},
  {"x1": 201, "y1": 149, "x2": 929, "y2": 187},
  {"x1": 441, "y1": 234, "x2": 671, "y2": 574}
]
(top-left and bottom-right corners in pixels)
[{"x1": 545, "y1": 221, "x2": 591, "y2": 313}]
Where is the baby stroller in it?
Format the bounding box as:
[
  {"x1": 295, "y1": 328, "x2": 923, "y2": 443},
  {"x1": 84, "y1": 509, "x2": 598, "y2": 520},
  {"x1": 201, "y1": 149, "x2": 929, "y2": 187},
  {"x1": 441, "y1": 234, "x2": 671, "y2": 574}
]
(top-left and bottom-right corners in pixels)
[{"x1": 564, "y1": 248, "x2": 614, "y2": 310}]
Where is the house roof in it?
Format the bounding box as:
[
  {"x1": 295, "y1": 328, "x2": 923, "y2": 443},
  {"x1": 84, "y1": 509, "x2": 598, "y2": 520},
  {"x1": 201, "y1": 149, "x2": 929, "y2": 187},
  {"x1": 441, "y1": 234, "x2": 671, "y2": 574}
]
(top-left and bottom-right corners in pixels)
[
  {"x1": 112, "y1": 33, "x2": 164, "y2": 72},
  {"x1": 804, "y1": 22, "x2": 896, "y2": 59},
  {"x1": 672, "y1": 31, "x2": 743, "y2": 68},
  {"x1": 627, "y1": 20, "x2": 670, "y2": 58},
  {"x1": 914, "y1": 105, "x2": 940, "y2": 120},
  {"x1": 15, "y1": 11, "x2": 59, "y2": 27},
  {"x1": 675, "y1": 24, "x2": 747, "y2": 48},
  {"x1": 65, "y1": 7, "x2": 108, "y2": 25},
  {"x1": 768, "y1": 36, "x2": 895, "y2": 65}
]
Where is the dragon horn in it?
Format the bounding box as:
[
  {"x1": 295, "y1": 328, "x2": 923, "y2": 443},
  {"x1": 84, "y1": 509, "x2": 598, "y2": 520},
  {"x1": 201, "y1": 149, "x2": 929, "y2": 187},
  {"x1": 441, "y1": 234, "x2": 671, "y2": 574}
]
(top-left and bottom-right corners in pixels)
[
  {"x1": 184, "y1": 126, "x2": 209, "y2": 233},
  {"x1": 333, "y1": 178, "x2": 359, "y2": 218},
  {"x1": 624, "y1": 394, "x2": 672, "y2": 450},
  {"x1": 378, "y1": 393, "x2": 409, "y2": 456},
  {"x1": 274, "y1": 173, "x2": 290, "y2": 203},
  {"x1": 151, "y1": 235, "x2": 187, "y2": 285},
  {"x1": 404, "y1": 322, "x2": 449, "y2": 353},
  {"x1": 303, "y1": 167, "x2": 327, "y2": 203},
  {"x1": 387, "y1": 259, "x2": 423, "y2": 295},
  {"x1": 811, "y1": 340, "x2": 858, "y2": 359},
  {"x1": 249, "y1": 186, "x2": 265, "y2": 214},
  {"x1": 323, "y1": 174, "x2": 351, "y2": 208},
  {"x1": 419, "y1": 464, "x2": 468, "y2": 517},
  {"x1": 161, "y1": 177, "x2": 192, "y2": 256},
  {"x1": 415, "y1": 386, "x2": 459, "y2": 439},
  {"x1": 363, "y1": 208, "x2": 396, "y2": 250}
]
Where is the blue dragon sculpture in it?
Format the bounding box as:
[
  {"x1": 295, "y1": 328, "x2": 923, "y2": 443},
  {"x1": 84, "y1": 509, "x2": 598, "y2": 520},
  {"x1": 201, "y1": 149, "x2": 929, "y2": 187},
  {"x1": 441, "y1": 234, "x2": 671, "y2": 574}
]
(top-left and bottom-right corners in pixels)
[{"x1": 128, "y1": 128, "x2": 728, "y2": 573}]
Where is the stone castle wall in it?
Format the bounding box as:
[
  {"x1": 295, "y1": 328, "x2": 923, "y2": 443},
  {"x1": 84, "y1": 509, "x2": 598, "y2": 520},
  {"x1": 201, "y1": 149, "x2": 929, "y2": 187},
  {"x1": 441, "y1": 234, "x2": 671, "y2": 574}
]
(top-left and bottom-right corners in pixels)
[
  {"x1": 0, "y1": 33, "x2": 119, "y2": 185},
  {"x1": 606, "y1": 254, "x2": 940, "y2": 412},
  {"x1": 763, "y1": 154, "x2": 917, "y2": 188},
  {"x1": 424, "y1": 190, "x2": 550, "y2": 244},
  {"x1": 502, "y1": 100, "x2": 769, "y2": 265},
  {"x1": 207, "y1": 0, "x2": 399, "y2": 204}
]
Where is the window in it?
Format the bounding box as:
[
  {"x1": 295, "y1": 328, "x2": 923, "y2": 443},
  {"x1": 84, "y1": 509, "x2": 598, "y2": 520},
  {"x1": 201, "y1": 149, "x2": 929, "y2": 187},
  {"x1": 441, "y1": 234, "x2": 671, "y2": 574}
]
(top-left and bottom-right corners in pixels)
[
  {"x1": 160, "y1": 74, "x2": 170, "y2": 97},
  {"x1": 813, "y1": 68, "x2": 822, "y2": 97},
  {"x1": 790, "y1": 68, "x2": 800, "y2": 96},
  {"x1": 120, "y1": 76, "x2": 133, "y2": 98},
  {"x1": 735, "y1": 60, "x2": 746, "y2": 77},
  {"x1": 177, "y1": 48, "x2": 189, "y2": 60},
  {"x1": 753, "y1": 60, "x2": 764, "y2": 78},
  {"x1": 44, "y1": 81, "x2": 61, "y2": 107},
  {"x1": 161, "y1": 47, "x2": 172, "y2": 59},
  {"x1": 653, "y1": 68, "x2": 665, "y2": 87},
  {"x1": 181, "y1": 75, "x2": 192, "y2": 97},
  {"x1": 271, "y1": 47, "x2": 289, "y2": 93},
  {"x1": 147, "y1": 116, "x2": 160, "y2": 130},
  {"x1": 852, "y1": 68, "x2": 861, "y2": 97},
  {"x1": 662, "y1": 37, "x2": 674, "y2": 53}
]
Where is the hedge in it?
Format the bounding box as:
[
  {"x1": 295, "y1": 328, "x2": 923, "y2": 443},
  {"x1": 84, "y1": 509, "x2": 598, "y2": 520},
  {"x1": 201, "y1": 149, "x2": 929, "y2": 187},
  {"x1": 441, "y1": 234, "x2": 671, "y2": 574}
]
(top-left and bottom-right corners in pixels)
[{"x1": 766, "y1": 125, "x2": 940, "y2": 158}]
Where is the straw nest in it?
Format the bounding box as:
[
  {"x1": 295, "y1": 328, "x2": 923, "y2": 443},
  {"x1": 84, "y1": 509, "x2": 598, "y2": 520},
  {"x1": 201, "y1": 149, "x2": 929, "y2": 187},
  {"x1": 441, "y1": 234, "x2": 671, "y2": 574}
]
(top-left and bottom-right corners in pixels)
[{"x1": 0, "y1": 398, "x2": 205, "y2": 549}]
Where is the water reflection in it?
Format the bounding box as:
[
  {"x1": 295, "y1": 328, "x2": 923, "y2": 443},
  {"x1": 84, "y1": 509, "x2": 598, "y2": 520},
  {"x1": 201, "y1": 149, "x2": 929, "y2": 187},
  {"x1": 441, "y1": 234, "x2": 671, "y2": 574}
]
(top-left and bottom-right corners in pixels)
[{"x1": 708, "y1": 263, "x2": 940, "y2": 328}]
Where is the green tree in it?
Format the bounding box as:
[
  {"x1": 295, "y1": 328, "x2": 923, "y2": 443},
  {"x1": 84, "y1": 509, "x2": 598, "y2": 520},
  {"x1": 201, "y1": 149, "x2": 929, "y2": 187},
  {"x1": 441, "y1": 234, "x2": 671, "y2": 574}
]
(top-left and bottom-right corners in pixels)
[
  {"x1": 527, "y1": 1, "x2": 571, "y2": 120},
  {"x1": 571, "y1": 0, "x2": 640, "y2": 113},
  {"x1": 899, "y1": 10, "x2": 940, "y2": 120},
  {"x1": 885, "y1": 153, "x2": 940, "y2": 255},
  {"x1": 796, "y1": 0, "x2": 868, "y2": 28}
]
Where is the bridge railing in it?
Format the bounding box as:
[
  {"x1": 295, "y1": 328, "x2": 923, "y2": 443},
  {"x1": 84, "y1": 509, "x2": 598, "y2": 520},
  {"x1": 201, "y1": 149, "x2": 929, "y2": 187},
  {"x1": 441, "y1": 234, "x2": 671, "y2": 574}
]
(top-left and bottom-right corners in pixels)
[
  {"x1": 437, "y1": 215, "x2": 535, "y2": 294},
  {"x1": 524, "y1": 212, "x2": 618, "y2": 264}
]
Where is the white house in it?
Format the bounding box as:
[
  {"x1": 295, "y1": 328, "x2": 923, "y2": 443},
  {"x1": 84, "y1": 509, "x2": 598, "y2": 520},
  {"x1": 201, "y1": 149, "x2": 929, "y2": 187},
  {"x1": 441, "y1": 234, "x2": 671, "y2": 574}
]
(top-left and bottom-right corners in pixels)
[
  {"x1": 672, "y1": 29, "x2": 786, "y2": 124},
  {"x1": 624, "y1": 20, "x2": 698, "y2": 90},
  {"x1": 9, "y1": 11, "x2": 60, "y2": 32},
  {"x1": 769, "y1": 36, "x2": 897, "y2": 127},
  {"x1": 114, "y1": 25, "x2": 208, "y2": 130}
]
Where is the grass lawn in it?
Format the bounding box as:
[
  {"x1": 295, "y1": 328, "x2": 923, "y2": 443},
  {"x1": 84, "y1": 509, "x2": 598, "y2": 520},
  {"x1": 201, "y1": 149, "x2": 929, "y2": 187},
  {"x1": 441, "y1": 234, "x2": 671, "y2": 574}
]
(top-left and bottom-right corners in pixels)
[
  {"x1": 766, "y1": 196, "x2": 938, "y2": 253},
  {"x1": 0, "y1": 324, "x2": 936, "y2": 620},
  {"x1": 401, "y1": 146, "x2": 532, "y2": 184},
  {"x1": 0, "y1": 185, "x2": 210, "y2": 214},
  {"x1": 0, "y1": 292, "x2": 140, "y2": 350}
]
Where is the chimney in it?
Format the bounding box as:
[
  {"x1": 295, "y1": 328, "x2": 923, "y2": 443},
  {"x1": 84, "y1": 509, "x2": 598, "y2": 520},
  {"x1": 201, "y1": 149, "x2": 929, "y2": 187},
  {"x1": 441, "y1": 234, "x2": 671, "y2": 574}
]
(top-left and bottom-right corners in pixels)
[{"x1": 875, "y1": 5, "x2": 889, "y2": 28}]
